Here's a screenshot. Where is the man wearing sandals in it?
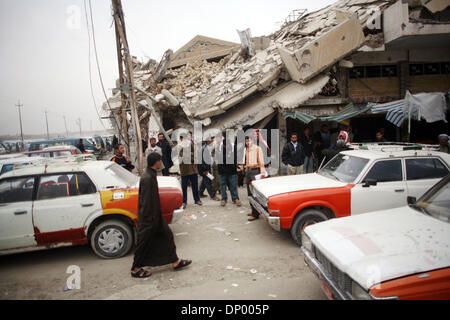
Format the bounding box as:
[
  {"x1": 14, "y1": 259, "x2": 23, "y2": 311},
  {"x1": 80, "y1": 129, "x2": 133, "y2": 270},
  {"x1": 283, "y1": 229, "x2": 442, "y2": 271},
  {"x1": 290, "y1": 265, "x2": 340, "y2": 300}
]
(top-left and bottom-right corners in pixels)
[{"x1": 131, "y1": 153, "x2": 191, "y2": 278}]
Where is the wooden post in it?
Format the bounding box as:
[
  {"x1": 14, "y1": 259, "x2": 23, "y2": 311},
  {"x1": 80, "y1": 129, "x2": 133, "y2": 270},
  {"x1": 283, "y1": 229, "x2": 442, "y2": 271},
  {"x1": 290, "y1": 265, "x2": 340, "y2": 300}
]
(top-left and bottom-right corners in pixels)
[{"x1": 112, "y1": 0, "x2": 143, "y2": 175}]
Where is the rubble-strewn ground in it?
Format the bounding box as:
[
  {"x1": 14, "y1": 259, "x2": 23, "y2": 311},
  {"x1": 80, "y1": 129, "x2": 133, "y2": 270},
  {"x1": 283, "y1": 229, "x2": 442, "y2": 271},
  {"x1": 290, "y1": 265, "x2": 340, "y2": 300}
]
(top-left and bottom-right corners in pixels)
[{"x1": 0, "y1": 187, "x2": 326, "y2": 300}]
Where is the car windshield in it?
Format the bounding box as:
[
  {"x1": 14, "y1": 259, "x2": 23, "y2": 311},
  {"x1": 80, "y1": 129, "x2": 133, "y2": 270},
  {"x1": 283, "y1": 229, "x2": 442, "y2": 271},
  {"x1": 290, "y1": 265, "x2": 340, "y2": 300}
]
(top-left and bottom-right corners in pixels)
[
  {"x1": 105, "y1": 163, "x2": 139, "y2": 187},
  {"x1": 415, "y1": 177, "x2": 450, "y2": 222},
  {"x1": 318, "y1": 154, "x2": 369, "y2": 183}
]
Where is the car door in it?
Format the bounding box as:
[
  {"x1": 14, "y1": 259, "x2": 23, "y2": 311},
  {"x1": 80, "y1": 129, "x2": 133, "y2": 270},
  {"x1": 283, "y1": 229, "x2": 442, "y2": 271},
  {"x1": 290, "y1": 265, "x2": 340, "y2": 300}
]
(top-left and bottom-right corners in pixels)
[
  {"x1": 32, "y1": 172, "x2": 102, "y2": 245},
  {"x1": 0, "y1": 176, "x2": 37, "y2": 250},
  {"x1": 405, "y1": 157, "x2": 449, "y2": 199},
  {"x1": 351, "y1": 159, "x2": 407, "y2": 215}
]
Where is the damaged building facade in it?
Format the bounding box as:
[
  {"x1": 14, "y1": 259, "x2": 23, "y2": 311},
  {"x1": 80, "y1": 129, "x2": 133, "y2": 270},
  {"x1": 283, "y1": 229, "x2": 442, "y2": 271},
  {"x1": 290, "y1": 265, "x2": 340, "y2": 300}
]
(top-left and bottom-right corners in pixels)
[{"x1": 103, "y1": 0, "x2": 450, "y2": 171}]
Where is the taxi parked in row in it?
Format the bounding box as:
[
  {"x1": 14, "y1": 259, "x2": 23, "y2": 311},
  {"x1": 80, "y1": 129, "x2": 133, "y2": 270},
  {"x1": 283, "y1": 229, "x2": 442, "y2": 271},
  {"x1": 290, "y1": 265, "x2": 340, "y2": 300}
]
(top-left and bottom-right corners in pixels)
[
  {"x1": 302, "y1": 174, "x2": 450, "y2": 300},
  {"x1": 249, "y1": 147, "x2": 450, "y2": 245},
  {"x1": 0, "y1": 160, "x2": 183, "y2": 258}
]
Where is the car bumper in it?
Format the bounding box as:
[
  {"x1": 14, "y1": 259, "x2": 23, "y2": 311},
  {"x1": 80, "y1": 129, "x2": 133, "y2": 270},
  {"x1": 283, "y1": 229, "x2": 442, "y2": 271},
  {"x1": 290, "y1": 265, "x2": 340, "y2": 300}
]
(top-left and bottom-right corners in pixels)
[
  {"x1": 248, "y1": 196, "x2": 280, "y2": 232},
  {"x1": 301, "y1": 246, "x2": 350, "y2": 300},
  {"x1": 171, "y1": 207, "x2": 184, "y2": 223}
]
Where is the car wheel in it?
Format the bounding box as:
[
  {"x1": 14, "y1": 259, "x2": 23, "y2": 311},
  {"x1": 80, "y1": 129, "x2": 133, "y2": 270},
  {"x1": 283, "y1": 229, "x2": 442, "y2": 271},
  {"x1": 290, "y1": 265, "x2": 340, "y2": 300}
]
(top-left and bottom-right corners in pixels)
[
  {"x1": 90, "y1": 219, "x2": 133, "y2": 259},
  {"x1": 290, "y1": 209, "x2": 328, "y2": 246}
]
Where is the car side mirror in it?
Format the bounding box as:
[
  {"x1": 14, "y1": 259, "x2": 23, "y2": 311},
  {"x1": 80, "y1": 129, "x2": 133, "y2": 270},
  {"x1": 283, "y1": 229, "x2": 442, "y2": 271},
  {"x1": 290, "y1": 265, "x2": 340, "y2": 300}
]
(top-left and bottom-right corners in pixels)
[
  {"x1": 407, "y1": 196, "x2": 417, "y2": 205},
  {"x1": 363, "y1": 179, "x2": 377, "y2": 188}
]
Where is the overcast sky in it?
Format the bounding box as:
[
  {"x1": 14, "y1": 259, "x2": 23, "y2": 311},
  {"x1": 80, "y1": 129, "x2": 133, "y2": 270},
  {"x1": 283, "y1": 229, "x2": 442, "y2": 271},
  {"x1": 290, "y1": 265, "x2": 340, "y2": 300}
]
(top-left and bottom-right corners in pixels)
[{"x1": 0, "y1": 0, "x2": 334, "y2": 137}]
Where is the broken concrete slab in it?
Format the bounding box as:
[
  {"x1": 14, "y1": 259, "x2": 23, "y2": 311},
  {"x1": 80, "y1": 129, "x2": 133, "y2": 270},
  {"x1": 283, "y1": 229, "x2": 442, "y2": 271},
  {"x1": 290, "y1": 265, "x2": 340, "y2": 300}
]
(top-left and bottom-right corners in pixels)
[
  {"x1": 422, "y1": 0, "x2": 450, "y2": 13},
  {"x1": 161, "y1": 89, "x2": 179, "y2": 106},
  {"x1": 277, "y1": 16, "x2": 365, "y2": 84},
  {"x1": 153, "y1": 49, "x2": 173, "y2": 83}
]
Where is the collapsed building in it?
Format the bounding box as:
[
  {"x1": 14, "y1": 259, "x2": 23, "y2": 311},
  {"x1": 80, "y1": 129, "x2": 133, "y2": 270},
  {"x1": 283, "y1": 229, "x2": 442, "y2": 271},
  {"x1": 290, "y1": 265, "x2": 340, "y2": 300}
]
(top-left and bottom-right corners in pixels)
[{"x1": 103, "y1": 0, "x2": 450, "y2": 168}]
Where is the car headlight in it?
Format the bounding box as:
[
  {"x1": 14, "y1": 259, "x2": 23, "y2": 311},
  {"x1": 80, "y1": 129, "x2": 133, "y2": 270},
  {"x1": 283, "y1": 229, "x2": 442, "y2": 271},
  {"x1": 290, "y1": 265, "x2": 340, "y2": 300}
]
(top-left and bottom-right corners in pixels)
[
  {"x1": 351, "y1": 281, "x2": 372, "y2": 300},
  {"x1": 301, "y1": 232, "x2": 313, "y2": 252}
]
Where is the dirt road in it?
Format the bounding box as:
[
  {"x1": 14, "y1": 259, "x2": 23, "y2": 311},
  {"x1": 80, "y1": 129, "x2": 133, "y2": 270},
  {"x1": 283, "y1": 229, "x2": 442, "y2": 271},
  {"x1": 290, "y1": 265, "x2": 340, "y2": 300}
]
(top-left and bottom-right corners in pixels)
[{"x1": 0, "y1": 186, "x2": 326, "y2": 300}]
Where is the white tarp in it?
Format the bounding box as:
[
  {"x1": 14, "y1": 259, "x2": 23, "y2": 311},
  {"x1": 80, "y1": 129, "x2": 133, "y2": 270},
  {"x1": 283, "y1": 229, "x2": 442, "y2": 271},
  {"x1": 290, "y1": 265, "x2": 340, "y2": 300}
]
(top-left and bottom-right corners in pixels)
[{"x1": 406, "y1": 91, "x2": 448, "y2": 123}]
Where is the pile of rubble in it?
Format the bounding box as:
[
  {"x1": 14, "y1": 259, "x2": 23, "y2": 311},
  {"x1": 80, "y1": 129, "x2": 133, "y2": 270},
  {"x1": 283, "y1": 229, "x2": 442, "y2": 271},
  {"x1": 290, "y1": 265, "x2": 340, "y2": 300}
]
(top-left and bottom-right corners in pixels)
[{"x1": 104, "y1": 0, "x2": 397, "y2": 134}]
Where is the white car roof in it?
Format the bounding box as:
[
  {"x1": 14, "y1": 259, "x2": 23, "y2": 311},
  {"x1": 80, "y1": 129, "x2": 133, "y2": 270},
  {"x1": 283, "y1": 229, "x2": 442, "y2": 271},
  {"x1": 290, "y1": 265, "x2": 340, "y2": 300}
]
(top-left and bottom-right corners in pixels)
[
  {"x1": 0, "y1": 156, "x2": 44, "y2": 165},
  {"x1": 42, "y1": 145, "x2": 77, "y2": 151},
  {"x1": 0, "y1": 160, "x2": 112, "y2": 178},
  {"x1": 341, "y1": 149, "x2": 450, "y2": 163}
]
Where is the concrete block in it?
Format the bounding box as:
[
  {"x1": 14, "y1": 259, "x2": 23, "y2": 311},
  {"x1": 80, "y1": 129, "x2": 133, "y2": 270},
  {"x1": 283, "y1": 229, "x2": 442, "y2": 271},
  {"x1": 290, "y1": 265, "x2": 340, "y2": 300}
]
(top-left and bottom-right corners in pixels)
[
  {"x1": 278, "y1": 16, "x2": 365, "y2": 84},
  {"x1": 423, "y1": 0, "x2": 450, "y2": 13}
]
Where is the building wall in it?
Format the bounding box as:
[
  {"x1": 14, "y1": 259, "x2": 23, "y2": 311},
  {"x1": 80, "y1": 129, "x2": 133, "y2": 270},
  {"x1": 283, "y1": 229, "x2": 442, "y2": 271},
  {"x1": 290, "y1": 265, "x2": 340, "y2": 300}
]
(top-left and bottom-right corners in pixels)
[
  {"x1": 348, "y1": 78, "x2": 400, "y2": 98},
  {"x1": 409, "y1": 75, "x2": 450, "y2": 93}
]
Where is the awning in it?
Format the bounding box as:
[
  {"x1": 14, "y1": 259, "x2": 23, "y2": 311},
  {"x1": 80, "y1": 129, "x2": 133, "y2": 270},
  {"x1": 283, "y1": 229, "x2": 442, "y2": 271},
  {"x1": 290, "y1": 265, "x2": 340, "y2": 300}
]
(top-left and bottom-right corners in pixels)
[
  {"x1": 369, "y1": 99, "x2": 408, "y2": 127},
  {"x1": 284, "y1": 103, "x2": 372, "y2": 124},
  {"x1": 320, "y1": 103, "x2": 372, "y2": 122},
  {"x1": 283, "y1": 111, "x2": 316, "y2": 124}
]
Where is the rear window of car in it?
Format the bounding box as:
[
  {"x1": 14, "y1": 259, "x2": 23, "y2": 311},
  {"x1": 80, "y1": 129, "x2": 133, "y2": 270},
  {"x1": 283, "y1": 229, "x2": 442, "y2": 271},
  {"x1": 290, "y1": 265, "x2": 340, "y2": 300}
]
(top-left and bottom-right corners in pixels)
[
  {"x1": 406, "y1": 158, "x2": 449, "y2": 180},
  {"x1": 105, "y1": 163, "x2": 139, "y2": 187},
  {"x1": 36, "y1": 172, "x2": 96, "y2": 200}
]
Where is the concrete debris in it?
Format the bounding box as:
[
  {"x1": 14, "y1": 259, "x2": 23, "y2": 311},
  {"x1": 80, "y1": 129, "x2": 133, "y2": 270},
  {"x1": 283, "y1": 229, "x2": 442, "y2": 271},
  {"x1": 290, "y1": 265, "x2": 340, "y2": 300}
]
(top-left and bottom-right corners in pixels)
[
  {"x1": 237, "y1": 28, "x2": 255, "y2": 57},
  {"x1": 103, "y1": 0, "x2": 436, "y2": 138},
  {"x1": 277, "y1": 15, "x2": 366, "y2": 83},
  {"x1": 422, "y1": 0, "x2": 450, "y2": 13},
  {"x1": 153, "y1": 49, "x2": 173, "y2": 83}
]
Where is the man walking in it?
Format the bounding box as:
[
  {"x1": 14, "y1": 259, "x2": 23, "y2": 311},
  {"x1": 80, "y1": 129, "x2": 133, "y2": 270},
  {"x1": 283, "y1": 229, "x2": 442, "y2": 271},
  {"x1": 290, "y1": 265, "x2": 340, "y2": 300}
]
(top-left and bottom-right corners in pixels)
[
  {"x1": 111, "y1": 143, "x2": 135, "y2": 172},
  {"x1": 302, "y1": 127, "x2": 315, "y2": 173},
  {"x1": 282, "y1": 132, "x2": 304, "y2": 175},
  {"x1": 245, "y1": 135, "x2": 266, "y2": 221},
  {"x1": 217, "y1": 136, "x2": 241, "y2": 207},
  {"x1": 179, "y1": 132, "x2": 202, "y2": 209},
  {"x1": 131, "y1": 153, "x2": 192, "y2": 278},
  {"x1": 198, "y1": 137, "x2": 220, "y2": 201},
  {"x1": 157, "y1": 133, "x2": 173, "y2": 176}
]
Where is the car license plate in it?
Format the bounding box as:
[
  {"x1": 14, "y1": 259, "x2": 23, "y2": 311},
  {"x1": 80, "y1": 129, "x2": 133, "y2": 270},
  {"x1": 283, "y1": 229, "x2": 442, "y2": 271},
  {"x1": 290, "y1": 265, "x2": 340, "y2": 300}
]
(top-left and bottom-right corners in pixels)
[{"x1": 321, "y1": 281, "x2": 334, "y2": 300}]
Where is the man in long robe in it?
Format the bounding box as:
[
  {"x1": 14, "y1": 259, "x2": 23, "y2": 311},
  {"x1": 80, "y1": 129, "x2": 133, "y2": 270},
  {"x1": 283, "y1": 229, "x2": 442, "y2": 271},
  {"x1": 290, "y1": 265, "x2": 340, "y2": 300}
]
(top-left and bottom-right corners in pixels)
[{"x1": 131, "y1": 153, "x2": 192, "y2": 278}]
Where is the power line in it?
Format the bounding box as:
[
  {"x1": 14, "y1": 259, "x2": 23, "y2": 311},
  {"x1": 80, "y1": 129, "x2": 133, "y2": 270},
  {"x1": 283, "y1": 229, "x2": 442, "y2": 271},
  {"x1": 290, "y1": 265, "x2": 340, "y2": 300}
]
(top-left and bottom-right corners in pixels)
[
  {"x1": 83, "y1": 0, "x2": 106, "y2": 131},
  {"x1": 87, "y1": 0, "x2": 128, "y2": 145}
]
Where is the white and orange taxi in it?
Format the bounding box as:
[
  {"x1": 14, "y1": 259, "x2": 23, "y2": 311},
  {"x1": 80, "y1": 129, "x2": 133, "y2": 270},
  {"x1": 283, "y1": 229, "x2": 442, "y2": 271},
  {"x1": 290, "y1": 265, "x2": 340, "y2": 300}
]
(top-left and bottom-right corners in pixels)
[
  {"x1": 249, "y1": 147, "x2": 450, "y2": 245},
  {"x1": 301, "y1": 174, "x2": 450, "y2": 300},
  {"x1": 0, "y1": 160, "x2": 183, "y2": 258}
]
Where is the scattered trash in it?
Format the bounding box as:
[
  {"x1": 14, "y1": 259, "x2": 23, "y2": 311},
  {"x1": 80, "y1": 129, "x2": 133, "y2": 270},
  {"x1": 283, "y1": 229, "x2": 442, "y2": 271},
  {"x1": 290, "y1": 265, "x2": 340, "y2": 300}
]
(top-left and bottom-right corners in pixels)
[
  {"x1": 250, "y1": 269, "x2": 257, "y2": 274},
  {"x1": 245, "y1": 221, "x2": 252, "y2": 224},
  {"x1": 268, "y1": 294, "x2": 277, "y2": 298},
  {"x1": 201, "y1": 211, "x2": 205, "y2": 214},
  {"x1": 203, "y1": 214, "x2": 207, "y2": 218},
  {"x1": 225, "y1": 232, "x2": 232, "y2": 236},
  {"x1": 232, "y1": 283, "x2": 239, "y2": 287},
  {"x1": 170, "y1": 278, "x2": 173, "y2": 281},
  {"x1": 232, "y1": 267, "x2": 240, "y2": 271},
  {"x1": 175, "y1": 232, "x2": 188, "y2": 236},
  {"x1": 226, "y1": 265, "x2": 233, "y2": 270},
  {"x1": 184, "y1": 214, "x2": 197, "y2": 221},
  {"x1": 218, "y1": 277, "x2": 224, "y2": 281},
  {"x1": 239, "y1": 210, "x2": 245, "y2": 214},
  {"x1": 63, "y1": 285, "x2": 72, "y2": 292},
  {"x1": 233, "y1": 238, "x2": 239, "y2": 241},
  {"x1": 214, "y1": 227, "x2": 225, "y2": 232}
]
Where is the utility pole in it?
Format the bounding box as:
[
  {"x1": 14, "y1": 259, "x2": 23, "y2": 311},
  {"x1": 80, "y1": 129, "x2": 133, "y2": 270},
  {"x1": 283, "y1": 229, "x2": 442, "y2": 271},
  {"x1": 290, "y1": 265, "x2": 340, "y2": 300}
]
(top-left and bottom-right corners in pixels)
[
  {"x1": 15, "y1": 100, "x2": 24, "y2": 146},
  {"x1": 76, "y1": 118, "x2": 82, "y2": 137},
  {"x1": 63, "y1": 115, "x2": 69, "y2": 137},
  {"x1": 112, "y1": 0, "x2": 144, "y2": 175},
  {"x1": 44, "y1": 109, "x2": 50, "y2": 139}
]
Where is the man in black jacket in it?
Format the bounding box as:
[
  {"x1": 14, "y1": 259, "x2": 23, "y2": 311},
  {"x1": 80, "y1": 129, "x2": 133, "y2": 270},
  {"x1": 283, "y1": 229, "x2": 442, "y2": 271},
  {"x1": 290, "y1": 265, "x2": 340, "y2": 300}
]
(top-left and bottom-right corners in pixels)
[
  {"x1": 216, "y1": 136, "x2": 241, "y2": 207},
  {"x1": 282, "y1": 132, "x2": 305, "y2": 175},
  {"x1": 157, "y1": 133, "x2": 173, "y2": 176},
  {"x1": 198, "y1": 137, "x2": 220, "y2": 201}
]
